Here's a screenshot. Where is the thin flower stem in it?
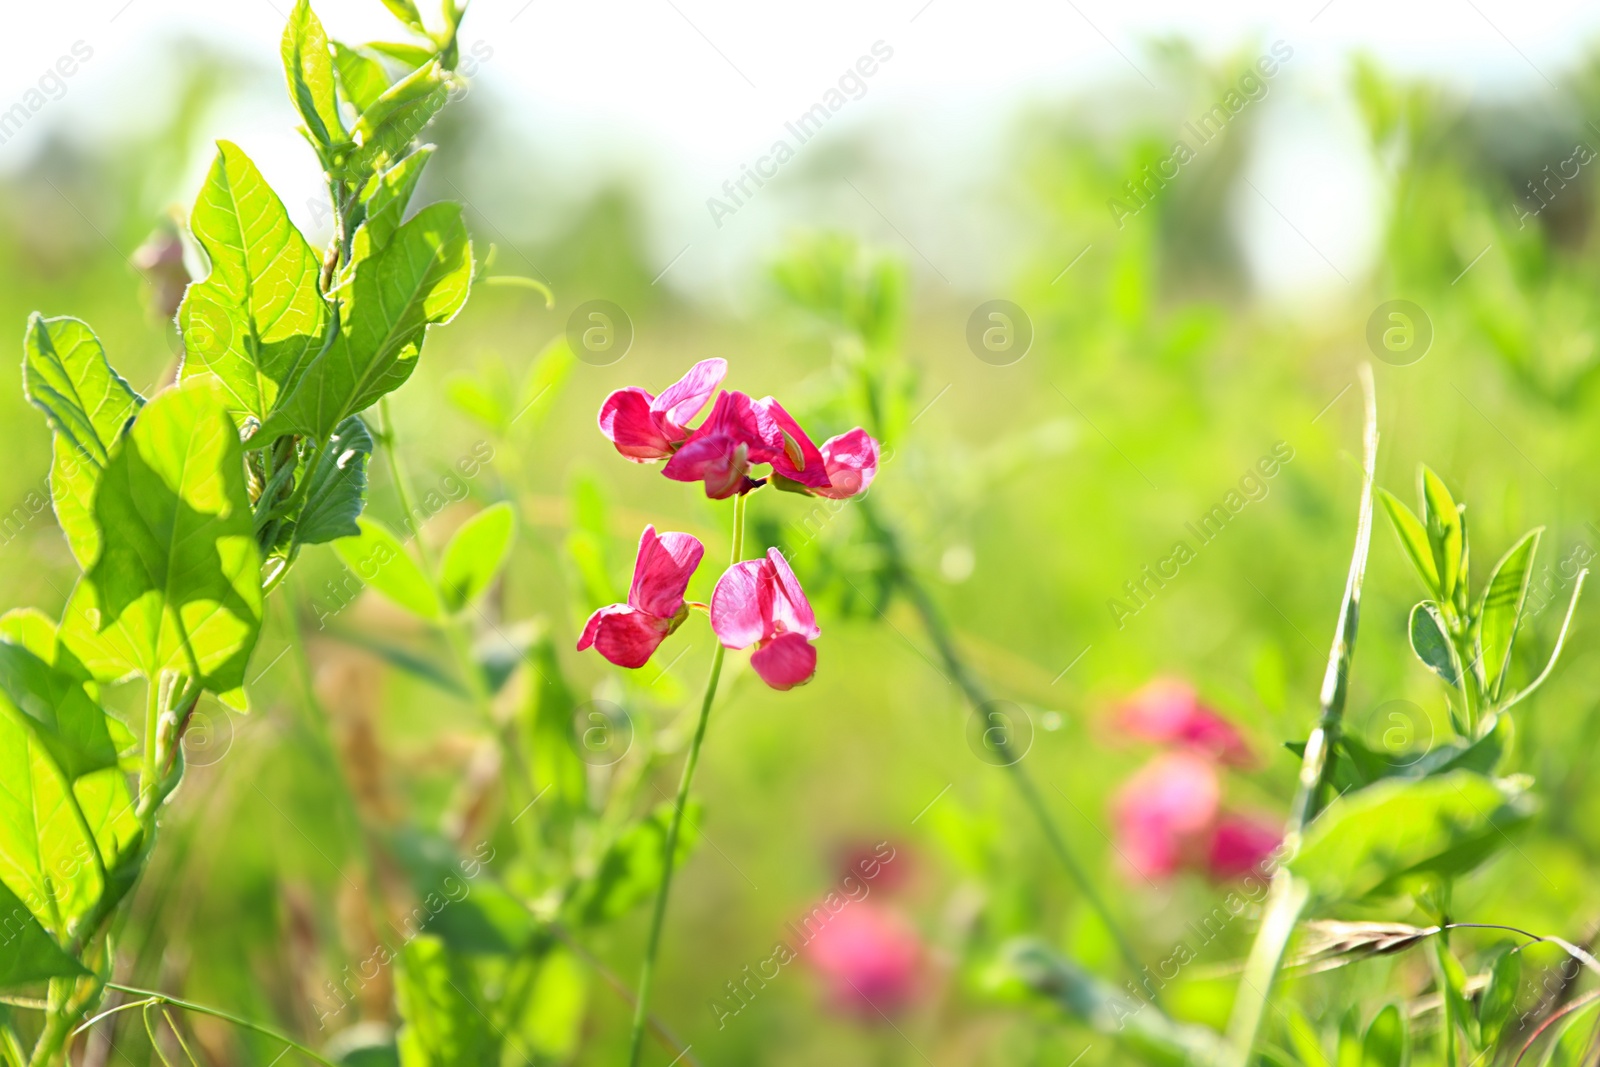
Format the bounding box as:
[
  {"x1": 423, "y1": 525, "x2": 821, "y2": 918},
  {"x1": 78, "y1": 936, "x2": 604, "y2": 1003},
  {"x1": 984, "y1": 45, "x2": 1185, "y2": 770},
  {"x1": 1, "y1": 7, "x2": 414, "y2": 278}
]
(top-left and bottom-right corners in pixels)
[
  {"x1": 625, "y1": 491, "x2": 745, "y2": 1067},
  {"x1": 101, "y1": 984, "x2": 339, "y2": 1067}
]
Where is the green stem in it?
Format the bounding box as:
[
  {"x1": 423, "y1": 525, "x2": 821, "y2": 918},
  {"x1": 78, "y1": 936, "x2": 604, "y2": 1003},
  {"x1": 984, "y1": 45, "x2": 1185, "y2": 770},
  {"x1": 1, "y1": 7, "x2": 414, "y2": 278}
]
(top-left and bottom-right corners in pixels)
[
  {"x1": 139, "y1": 675, "x2": 163, "y2": 818},
  {"x1": 99, "y1": 984, "x2": 338, "y2": 1067},
  {"x1": 625, "y1": 492, "x2": 745, "y2": 1067}
]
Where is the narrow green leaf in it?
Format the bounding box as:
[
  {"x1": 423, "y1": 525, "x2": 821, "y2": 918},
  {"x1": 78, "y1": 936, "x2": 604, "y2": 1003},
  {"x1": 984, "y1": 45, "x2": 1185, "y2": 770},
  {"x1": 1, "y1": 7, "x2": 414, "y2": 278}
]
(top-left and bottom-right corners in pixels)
[
  {"x1": 348, "y1": 62, "x2": 449, "y2": 179},
  {"x1": 21, "y1": 314, "x2": 144, "y2": 567},
  {"x1": 437, "y1": 503, "x2": 515, "y2": 613},
  {"x1": 332, "y1": 42, "x2": 391, "y2": 113},
  {"x1": 332, "y1": 517, "x2": 440, "y2": 620},
  {"x1": 1286, "y1": 1007, "x2": 1331, "y2": 1067},
  {"x1": 1420, "y1": 467, "x2": 1464, "y2": 606},
  {"x1": 395, "y1": 936, "x2": 502, "y2": 1067},
  {"x1": 60, "y1": 378, "x2": 264, "y2": 694},
  {"x1": 367, "y1": 41, "x2": 438, "y2": 68},
  {"x1": 267, "y1": 202, "x2": 471, "y2": 438},
  {"x1": 1289, "y1": 772, "x2": 1536, "y2": 902},
  {"x1": 1361, "y1": 1004, "x2": 1407, "y2": 1067},
  {"x1": 0, "y1": 878, "x2": 86, "y2": 989},
  {"x1": 378, "y1": 0, "x2": 427, "y2": 33},
  {"x1": 1409, "y1": 601, "x2": 1459, "y2": 688},
  {"x1": 1379, "y1": 489, "x2": 1440, "y2": 599},
  {"x1": 294, "y1": 416, "x2": 373, "y2": 546},
  {"x1": 180, "y1": 141, "x2": 328, "y2": 423},
  {"x1": 1502, "y1": 569, "x2": 1588, "y2": 712},
  {"x1": 350, "y1": 145, "x2": 435, "y2": 268},
  {"x1": 570, "y1": 801, "x2": 701, "y2": 927},
  {"x1": 1540, "y1": 995, "x2": 1600, "y2": 1067},
  {"x1": 1477, "y1": 528, "x2": 1542, "y2": 700},
  {"x1": 1476, "y1": 944, "x2": 1520, "y2": 1050},
  {"x1": 513, "y1": 336, "x2": 576, "y2": 432},
  {"x1": 281, "y1": 0, "x2": 346, "y2": 155},
  {"x1": 1435, "y1": 940, "x2": 1477, "y2": 1050}
]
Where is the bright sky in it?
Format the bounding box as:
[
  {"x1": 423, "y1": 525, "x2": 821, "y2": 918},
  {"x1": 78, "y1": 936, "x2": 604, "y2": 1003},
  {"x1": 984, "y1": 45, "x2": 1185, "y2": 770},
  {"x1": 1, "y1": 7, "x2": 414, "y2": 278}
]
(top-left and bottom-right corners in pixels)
[{"x1": 4, "y1": 0, "x2": 1600, "y2": 299}]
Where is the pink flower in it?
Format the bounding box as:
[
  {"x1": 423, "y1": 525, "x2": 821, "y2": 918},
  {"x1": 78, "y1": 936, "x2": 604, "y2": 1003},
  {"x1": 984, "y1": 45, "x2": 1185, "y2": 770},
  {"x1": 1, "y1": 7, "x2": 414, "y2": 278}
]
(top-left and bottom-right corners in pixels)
[
  {"x1": 751, "y1": 396, "x2": 831, "y2": 491},
  {"x1": 813, "y1": 428, "x2": 879, "y2": 500},
  {"x1": 1204, "y1": 814, "x2": 1281, "y2": 881},
  {"x1": 710, "y1": 548, "x2": 820, "y2": 690},
  {"x1": 806, "y1": 903, "x2": 922, "y2": 1016},
  {"x1": 1111, "y1": 752, "x2": 1220, "y2": 880},
  {"x1": 597, "y1": 358, "x2": 726, "y2": 461},
  {"x1": 660, "y1": 389, "x2": 770, "y2": 498},
  {"x1": 577, "y1": 525, "x2": 704, "y2": 668},
  {"x1": 1114, "y1": 679, "x2": 1255, "y2": 767}
]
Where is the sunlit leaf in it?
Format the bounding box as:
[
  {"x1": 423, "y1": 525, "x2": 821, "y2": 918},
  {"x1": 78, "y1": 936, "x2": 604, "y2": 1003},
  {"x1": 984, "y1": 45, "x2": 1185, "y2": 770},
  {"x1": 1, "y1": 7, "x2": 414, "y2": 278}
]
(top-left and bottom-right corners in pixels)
[
  {"x1": 351, "y1": 146, "x2": 434, "y2": 268},
  {"x1": 1419, "y1": 466, "x2": 1464, "y2": 608},
  {"x1": 21, "y1": 314, "x2": 143, "y2": 568},
  {"x1": 332, "y1": 517, "x2": 439, "y2": 620},
  {"x1": 348, "y1": 62, "x2": 449, "y2": 179},
  {"x1": 0, "y1": 877, "x2": 86, "y2": 988},
  {"x1": 281, "y1": 0, "x2": 346, "y2": 157},
  {"x1": 377, "y1": 0, "x2": 427, "y2": 34},
  {"x1": 1361, "y1": 1003, "x2": 1408, "y2": 1067},
  {"x1": 0, "y1": 640, "x2": 116, "y2": 781},
  {"x1": 437, "y1": 503, "x2": 515, "y2": 613},
  {"x1": 180, "y1": 141, "x2": 328, "y2": 423},
  {"x1": 1409, "y1": 601, "x2": 1459, "y2": 688},
  {"x1": 395, "y1": 936, "x2": 501, "y2": 1067},
  {"x1": 1477, "y1": 528, "x2": 1541, "y2": 700},
  {"x1": 332, "y1": 42, "x2": 391, "y2": 113},
  {"x1": 1378, "y1": 489, "x2": 1439, "y2": 600}
]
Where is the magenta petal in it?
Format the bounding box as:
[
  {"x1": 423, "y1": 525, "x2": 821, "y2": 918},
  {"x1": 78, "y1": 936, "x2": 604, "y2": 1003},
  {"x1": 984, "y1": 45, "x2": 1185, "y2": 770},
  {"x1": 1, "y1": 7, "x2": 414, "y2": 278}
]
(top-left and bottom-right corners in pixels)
[
  {"x1": 710, "y1": 559, "x2": 769, "y2": 649},
  {"x1": 629, "y1": 525, "x2": 704, "y2": 618},
  {"x1": 764, "y1": 548, "x2": 819, "y2": 639},
  {"x1": 1204, "y1": 814, "x2": 1282, "y2": 881},
  {"x1": 752, "y1": 397, "x2": 831, "y2": 488},
  {"x1": 598, "y1": 388, "x2": 671, "y2": 461},
  {"x1": 750, "y1": 632, "x2": 817, "y2": 690},
  {"x1": 582, "y1": 605, "x2": 669, "y2": 668},
  {"x1": 661, "y1": 434, "x2": 750, "y2": 498},
  {"x1": 650, "y1": 358, "x2": 727, "y2": 439},
  {"x1": 816, "y1": 429, "x2": 879, "y2": 499}
]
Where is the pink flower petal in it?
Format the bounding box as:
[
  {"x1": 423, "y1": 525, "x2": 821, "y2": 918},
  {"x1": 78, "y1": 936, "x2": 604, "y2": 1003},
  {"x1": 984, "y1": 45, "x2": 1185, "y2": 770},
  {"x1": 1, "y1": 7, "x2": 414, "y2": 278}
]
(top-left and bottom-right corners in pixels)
[
  {"x1": 815, "y1": 428, "x2": 879, "y2": 499},
  {"x1": 1112, "y1": 752, "x2": 1220, "y2": 881},
  {"x1": 650, "y1": 358, "x2": 727, "y2": 439},
  {"x1": 597, "y1": 387, "x2": 672, "y2": 461},
  {"x1": 710, "y1": 559, "x2": 768, "y2": 649},
  {"x1": 752, "y1": 397, "x2": 831, "y2": 488},
  {"x1": 765, "y1": 548, "x2": 819, "y2": 639},
  {"x1": 660, "y1": 434, "x2": 752, "y2": 499},
  {"x1": 1204, "y1": 814, "x2": 1282, "y2": 881},
  {"x1": 806, "y1": 903, "x2": 922, "y2": 1016},
  {"x1": 628, "y1": 525, "x2": 704, "y2": 618},
  {"x1": 577, "y1": 604, "x2": 669, "y2": 669},
  {"x1": 751, "y1": 631, "x2": 817, "y2": 690},
  {"x1": 1115, "y1": 678, "x2": 1255, "y2": 767}
]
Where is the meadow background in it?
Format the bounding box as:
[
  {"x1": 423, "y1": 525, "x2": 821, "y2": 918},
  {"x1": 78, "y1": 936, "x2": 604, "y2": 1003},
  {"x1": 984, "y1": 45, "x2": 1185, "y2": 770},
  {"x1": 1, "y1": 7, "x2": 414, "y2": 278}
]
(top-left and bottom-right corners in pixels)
[{"x1": 4, "y1": 0, "x2": 1600, "y2": 1063}]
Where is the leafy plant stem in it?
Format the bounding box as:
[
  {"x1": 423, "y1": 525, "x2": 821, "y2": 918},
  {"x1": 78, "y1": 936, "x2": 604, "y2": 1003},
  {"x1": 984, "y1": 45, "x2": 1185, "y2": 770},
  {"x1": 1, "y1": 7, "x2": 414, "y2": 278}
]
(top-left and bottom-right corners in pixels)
[
  {"x1": 625, "y1": 490, "x2": 745, "y2": 1067},
  {"x1": 99, "y1": 983, "x2": 339, "y2": 1067}
]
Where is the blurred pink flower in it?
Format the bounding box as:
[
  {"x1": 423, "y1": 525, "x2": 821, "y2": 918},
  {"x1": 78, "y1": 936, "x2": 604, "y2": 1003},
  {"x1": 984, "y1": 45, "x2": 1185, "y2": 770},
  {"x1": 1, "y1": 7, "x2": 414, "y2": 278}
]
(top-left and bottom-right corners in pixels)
[
  {"x1": 710, "y1": 548, "x2": 820, "y2": 690},
  {"x1": 1204, "y1": 814, "x2": 1282, "y2": 881},
  {"x1": 577, "y1": 526, "x2": 703, "y2": 668},
  {"x1": 597, "y1": 358, "x2": 726, "y2": 461},
  {"x1": 1111, "y1": 752, "x2": 1221, "y2": 880},
  {"x1": 807, "y1": 903, "x2": 922, "y2": 1016},
  {"x1": 1115, "y1": 678, "x2": 1255, "y2": 767}
]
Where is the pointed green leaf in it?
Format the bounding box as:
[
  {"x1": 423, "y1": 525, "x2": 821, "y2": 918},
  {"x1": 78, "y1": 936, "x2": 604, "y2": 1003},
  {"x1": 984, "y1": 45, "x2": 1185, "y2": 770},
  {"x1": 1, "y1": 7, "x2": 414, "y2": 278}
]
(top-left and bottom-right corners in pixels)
[
  {"x1": 1409, "y1": 601, "x2": 1459, "y2": 688},
  {"x1": 180, "y1": 141, "x2": 328, "y2": 423},
  {"x1": 294, "y1": 416, "x2": 373, "y2": 546},
  {"x1": 348, "y1": 62, "x2": 449, "y2": 179},
  {"x1": 0, "y1": 878, "x2": 86, "y2": 988},
  {"x1": 1379, "y1": 489, "x2": 1439, "y2": 599},
  {"x1": 0, "y1": 641, "x2": 116, "y2": 781},
  {"x1": 281, "y1": 0, "x2": 345, "y2": 155},
  {"x1": 351, "y1": 145, "x2": 434, "y2": 267},
  {"x1": 378, "y1": 0, "x2": 427, "y2": 33},
  {"x1": 395, "y1": 936, "x2": 501, "y2": 1067},
  {"x1": 60, "y1": 378, "x2": 264, "y2": 693},
  {"x1": 1541, "y1": 995, "x2": 1600, "y2": 1067},
  {"x1": 268, "y1": 202, "x2": 470, "y2": 438},
  {"x1": 367, "y1": 41, "x2": 438, "y2": 70},
  {"x1": 1502, "y1": 570, "x2": 1587, "y2": 711},
  {"x1": 1286, "y1": 1007, "x2": 1331, "y2": 1067},
  {"x1": 1477, "y1": 528, "x2": 1542, "y2": 700},
  {"x1": 437, "y1": 503, "x2": 514, "y2": 613},
  {"x1": 332, "y1": 42, "x2": 391, "y2": 113},
  {"x1": 1361, "y1": 1003, "x2": 1407, "y2": 1067},
  {"x1": 21, "y1": 315, "x2": 143, "y2": 567},
  {"x1": 1435, "y1": 940, "x2": 1477, "y2": 1049},
  {"x1": 1420, "y1": 467, "x2": 1463, "y2": 605},
  {"x1": 332, "y1": 517, "x2": 440, "y2": 619},
  {"x1": 1476, "y1": 944, "x2": 1520, "y2": 1050},
  {"x1": 1289, "y1": 772, "x2": 1536, "y2": 902}
]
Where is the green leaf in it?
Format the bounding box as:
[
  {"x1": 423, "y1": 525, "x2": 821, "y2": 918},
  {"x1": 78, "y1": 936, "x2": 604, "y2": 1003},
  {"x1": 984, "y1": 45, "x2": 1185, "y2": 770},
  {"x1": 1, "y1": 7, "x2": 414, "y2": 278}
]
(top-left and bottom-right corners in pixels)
[
  {"x1": 0, "y1": 878, "x2": 86, "y2": 989},
  {"x1": 0, "y1": 641, "x2": 116, "y2": 781},
  {"x1": 0, "y1": 609, "x2": 93, "y2": 685},
  {"x1": 1540, "y1": 995, "x2": 1600, "y2": 1067},
  {"x1": 1409, "y1": 601, "x2": 1459, "y2": 688},
  {"x1": 295, "y1": 416, "x2": 374, "y2": 546},
  {"x1": 513, "y1": 336, "x2": 577, "y2": 432},
  {"x1": 437, "y1": 503, "x2": 515, "y2": 613},
  {"x1": 394, "y1": 936, "x2": 502, "y2": 1067},
  {"x1": 1288, "y1": 772, "x2": 1536, "y2": 902},
  {"x1": 1476, "y1": 944, "x2": 1520, "y2": 1050},
  {"x1": 523, "y1": 947, "x2": 587, "y2": 1059},
  {"x1": 60, "y1": 378, "x2": 264, "y2": 694},
  {"x1": 332, "y1": 42, "x2": 391, "y2": 113},
  {"x1": 1419, "y1": 467, "x2": 1464, "y2": 607},
  {"x1": 1477, "y1": 528, "x2": 1542, "y2": 700},
  {"x1": 565, "y1": 473, "x2": 618, "y2": 610},
  {"x1": 366, "y1": 41, "x2": 438, "y2": 69},
  {"x1": 378, "y1": 0, "x2": 427, "y2": 33},
  {"x1": 1286, "y1": 1007, "x2": 1331, "y2": 1067},
  {"x1": 267, "y1": 202, "x2": 471, "y2": 439},
  {"x1": 351, "y1": 146, "x2": 435, "y2": 267},
  {"x1": 281, "y1": 0, "x2": 346, "y2": 157},
  {"x1": 333, "y1": 517, "x2": 440, "y2": 620},
  {"x1": 444, "y1": 373, "x2": 509, "y2": 436},
  {"x1": 21, "y1": 314, "x2": 144, "y2": 568},
  {"x1": 180, "y1": 141, "x2": 329, "y2": 423},
  {"x1": 1361, "y1": 1004, "x2": 1408, "y2": 1067},
  {"x1": 386, "y1": 832, "x2": 532, "y2": 955},
  {"x1": 522, "y1": 635, "x2": 588, "y2": 846},
  {"x1": 1502, "y1": 570, "x2": 1588, "y2": 712},
  {"x1": 570, "y1": 801, "x2": 701, "y2": 927},
  {"x1": 348, "y1": 62, "x2": 449, "y2": 180},
  {"x1": 1435, "y1": 940, "x2": 1477, "y2": 1050},
  {"x1": 1379, "y1": 489, "x2": 1440, "y2": 599}
]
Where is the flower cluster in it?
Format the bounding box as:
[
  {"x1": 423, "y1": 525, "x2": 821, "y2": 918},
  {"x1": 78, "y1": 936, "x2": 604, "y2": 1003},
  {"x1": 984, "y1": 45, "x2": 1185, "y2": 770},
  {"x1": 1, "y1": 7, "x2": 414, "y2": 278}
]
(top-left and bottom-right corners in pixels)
[
  {"x1": 580, "y1": 360, "x2": 880, "y2": 689},
  {"x1": 1109, "y1": 679, "x2": 1280, "y2": 882}
]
